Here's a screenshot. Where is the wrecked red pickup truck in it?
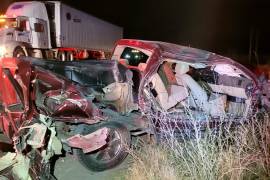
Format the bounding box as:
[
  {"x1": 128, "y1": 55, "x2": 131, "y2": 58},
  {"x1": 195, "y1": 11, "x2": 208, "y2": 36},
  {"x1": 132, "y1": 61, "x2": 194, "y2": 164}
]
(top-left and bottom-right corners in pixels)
[
  {"x1": 0, "y1": 57, "x2": 141, "y2": 178},
  {"x1": 27, "y1": 39, "x2": 261, "y2": 137},
  {"x1": 1, "y1": 39, "x2": 261, "y2": 178}
]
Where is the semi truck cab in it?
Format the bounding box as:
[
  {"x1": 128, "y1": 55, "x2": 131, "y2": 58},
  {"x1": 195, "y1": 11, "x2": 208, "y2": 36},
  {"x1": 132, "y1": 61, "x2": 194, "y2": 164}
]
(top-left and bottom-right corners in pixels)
[
  {"x1": 0, "y1": 2, "x2": 51, "y2": 58},
  {"x1": 0, "y1": 1, "x2": 123, "y2": 60}
]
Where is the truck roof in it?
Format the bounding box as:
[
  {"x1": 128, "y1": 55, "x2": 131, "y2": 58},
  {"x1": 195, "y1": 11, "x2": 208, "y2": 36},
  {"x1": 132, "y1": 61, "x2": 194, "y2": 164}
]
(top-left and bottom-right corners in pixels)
[
  {"x1": 5, "y1": 1, "x2": 49, "y2": 21},
  {"x1": 116, "y1": 39, "x2": 258, "y2": 84}
]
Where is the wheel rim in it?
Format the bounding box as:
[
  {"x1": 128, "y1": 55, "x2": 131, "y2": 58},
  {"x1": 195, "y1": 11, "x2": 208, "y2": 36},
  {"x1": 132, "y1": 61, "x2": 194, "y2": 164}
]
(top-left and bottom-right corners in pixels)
[{"x1": 89, "y1": 129, "x2": 123, "y2": 163}]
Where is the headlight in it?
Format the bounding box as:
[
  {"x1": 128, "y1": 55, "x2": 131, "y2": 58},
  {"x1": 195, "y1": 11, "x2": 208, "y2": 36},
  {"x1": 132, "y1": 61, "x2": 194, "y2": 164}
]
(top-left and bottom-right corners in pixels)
[{"x1": 0, "y1": 46, "x2": 6, "y2": 57}]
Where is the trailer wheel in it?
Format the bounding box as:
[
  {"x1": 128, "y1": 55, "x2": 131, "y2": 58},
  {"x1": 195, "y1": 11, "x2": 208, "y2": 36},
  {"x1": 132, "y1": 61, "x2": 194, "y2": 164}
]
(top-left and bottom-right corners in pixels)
[
  {"x1": 67, "y1": 51, "x2": 74, "y2": 61},
  {"x1": 13, "y1": 47, "x2": 26, "y2": 57},
  {"x1": 57, "y1": 51, "x2": 66, "y2": 61},
  {"x1": 74, "y1": 122, "x2": 130, "y2": 171}
]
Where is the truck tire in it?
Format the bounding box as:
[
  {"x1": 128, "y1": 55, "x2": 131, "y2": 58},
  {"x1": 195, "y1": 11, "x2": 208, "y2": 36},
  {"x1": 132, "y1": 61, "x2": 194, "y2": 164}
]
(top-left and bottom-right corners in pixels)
[
  {"x1": 67, "y1": 51, "x2": 74, "y2": 61},
  {"x1": 13, "y1": 47, "x2": 26, "y2": 57},
  {"x1": 74, "y1": 122, "x2": 131, "y2": 171},
  {"x1": 57, "y1": 51, "x2": 66, "y2": 61}
]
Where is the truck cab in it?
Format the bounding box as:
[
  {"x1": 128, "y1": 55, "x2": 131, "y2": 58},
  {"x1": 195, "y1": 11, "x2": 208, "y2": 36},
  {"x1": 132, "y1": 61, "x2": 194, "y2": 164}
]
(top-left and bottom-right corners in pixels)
[
  {"x1": 0, "y1": 2, "x2": 51, "y2": 58},
  {"x1": 0, "y1": 1, "x2": 123, "y2": 61}
]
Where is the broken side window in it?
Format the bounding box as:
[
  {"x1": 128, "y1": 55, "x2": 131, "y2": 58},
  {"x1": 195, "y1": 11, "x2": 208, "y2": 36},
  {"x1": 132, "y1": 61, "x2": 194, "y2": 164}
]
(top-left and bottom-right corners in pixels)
[
  {"x1": 120, "y1": 47, "x2": 149, "y2": 66},
  {"x1": 34, "y1": 23, "x2": 44, "y2": 33}
]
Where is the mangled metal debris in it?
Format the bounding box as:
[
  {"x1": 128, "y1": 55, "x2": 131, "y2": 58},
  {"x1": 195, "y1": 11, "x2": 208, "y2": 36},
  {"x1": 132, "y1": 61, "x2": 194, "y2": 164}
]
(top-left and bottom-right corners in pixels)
[
  {"x1": 66, "y1": 127, "x2": 108, "y2": 153},
  {"x1": 0, "y1": 153, "x2": 31, "y2": 180},
  {"x1": 0, "y1": 57, "x2": 128, "y2": 178}
]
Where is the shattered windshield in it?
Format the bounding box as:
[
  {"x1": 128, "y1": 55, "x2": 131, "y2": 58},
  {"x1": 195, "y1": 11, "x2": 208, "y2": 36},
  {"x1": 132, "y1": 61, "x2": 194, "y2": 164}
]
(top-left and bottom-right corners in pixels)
[{"x1": 0, "y1": 18, "x2": 17, "y2": 29}]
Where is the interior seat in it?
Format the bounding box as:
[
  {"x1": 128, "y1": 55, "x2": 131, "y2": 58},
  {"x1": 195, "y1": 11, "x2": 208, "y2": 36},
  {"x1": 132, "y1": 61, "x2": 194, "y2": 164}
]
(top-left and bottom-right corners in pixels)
[
  {"x1": 175, "y1": 63, "x2": 209, "y2": 111},
  {"x1": 175, "y1": 63, "x2": 226, "y2": 117},
  {"x1": 102, "y1": 70, "x2": 138, "y2": 114},
  {"x1": 150, "y1": 63, "x2": 187, "y2": 110}
]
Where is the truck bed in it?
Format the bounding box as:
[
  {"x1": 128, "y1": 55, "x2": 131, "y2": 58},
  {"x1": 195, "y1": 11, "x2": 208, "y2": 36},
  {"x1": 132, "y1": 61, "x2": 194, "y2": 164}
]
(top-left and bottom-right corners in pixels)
[{"x1": 22, "y1": 57, "x2": 128, "y2": 92}]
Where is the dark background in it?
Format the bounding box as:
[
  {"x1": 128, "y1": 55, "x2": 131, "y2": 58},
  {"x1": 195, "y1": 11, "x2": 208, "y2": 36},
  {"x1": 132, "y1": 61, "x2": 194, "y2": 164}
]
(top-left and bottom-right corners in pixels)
[{"x1": 1, "y1": 0, "x2": 270, "y2": 64}]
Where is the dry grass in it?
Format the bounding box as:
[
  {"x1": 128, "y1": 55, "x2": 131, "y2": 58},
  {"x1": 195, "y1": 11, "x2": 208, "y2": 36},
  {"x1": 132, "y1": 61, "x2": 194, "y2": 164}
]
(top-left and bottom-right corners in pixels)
[
  {"x1": 126, "y1": 112, "x2": 270, "y2": 180},
  {"x1": 127, "y1": 145, "x2": 177, "y2": 180}
]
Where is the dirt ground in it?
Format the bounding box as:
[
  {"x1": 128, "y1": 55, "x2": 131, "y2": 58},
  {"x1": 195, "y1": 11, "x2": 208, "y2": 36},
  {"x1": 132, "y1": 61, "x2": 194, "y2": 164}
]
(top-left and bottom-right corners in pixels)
[{"x1": 54, "y1": 154, "x2": 131, "y2": 180}]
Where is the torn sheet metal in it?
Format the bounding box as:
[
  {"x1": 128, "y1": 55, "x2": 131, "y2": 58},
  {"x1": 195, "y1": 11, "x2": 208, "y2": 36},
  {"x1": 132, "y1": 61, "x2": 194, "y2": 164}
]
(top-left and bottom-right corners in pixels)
[
  {"x1": 41, "y1": 126, "x2": 62, "y2": 162},
  {"x1": 0, "y1": 152, "x2": 17, "y2": 172},
  {"x1": 0, "y1": 153, "x2": 31, "y2": 180},
  {"x1": 66, "y1": 127, "x2": 108, "y2": 153},
  {"x1": 13, "y1": 114, "x2": 62, "y2": 164},
  {"x1": 12, "y1": 154, "x2": 31, "y2": 180},
  {"x1": 18, "y1": 123, "x2": 47, "y2": 149},
  {"x1": 38, "y1": 114, "x2": 62, "y2": 162}
]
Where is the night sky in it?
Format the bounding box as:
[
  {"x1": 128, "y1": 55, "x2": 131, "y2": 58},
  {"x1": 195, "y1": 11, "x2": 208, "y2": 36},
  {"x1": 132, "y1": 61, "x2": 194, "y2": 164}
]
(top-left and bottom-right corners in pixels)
[{"x1": 1, "y1": 0, "x2": 270, "y2": 63}]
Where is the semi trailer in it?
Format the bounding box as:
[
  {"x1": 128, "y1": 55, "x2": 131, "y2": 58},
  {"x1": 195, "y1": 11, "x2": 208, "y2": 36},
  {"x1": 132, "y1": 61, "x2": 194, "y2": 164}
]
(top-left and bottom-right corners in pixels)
[{"x1": 0, "y1": 1, "x2": 123, "y2": 60}]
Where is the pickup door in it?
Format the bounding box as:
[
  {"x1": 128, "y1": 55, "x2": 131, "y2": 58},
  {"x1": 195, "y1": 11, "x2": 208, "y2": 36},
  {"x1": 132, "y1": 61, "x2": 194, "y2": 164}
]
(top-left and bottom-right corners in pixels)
[{"x1": 0, "y1": 58, "x2": 31, "y2": 138}]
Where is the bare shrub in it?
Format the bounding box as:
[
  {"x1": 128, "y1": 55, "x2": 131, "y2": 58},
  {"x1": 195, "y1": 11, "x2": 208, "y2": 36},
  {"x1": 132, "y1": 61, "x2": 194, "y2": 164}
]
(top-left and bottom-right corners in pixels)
[{"x1": 127, "y1": 110, "x2": 270, "y2": 180}]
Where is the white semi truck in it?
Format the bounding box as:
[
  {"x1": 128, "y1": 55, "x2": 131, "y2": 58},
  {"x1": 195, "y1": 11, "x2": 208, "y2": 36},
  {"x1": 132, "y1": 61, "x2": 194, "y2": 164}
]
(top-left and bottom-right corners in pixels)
[{"x1": 0, "y1": 1, "x2": 123, "y2": 60}]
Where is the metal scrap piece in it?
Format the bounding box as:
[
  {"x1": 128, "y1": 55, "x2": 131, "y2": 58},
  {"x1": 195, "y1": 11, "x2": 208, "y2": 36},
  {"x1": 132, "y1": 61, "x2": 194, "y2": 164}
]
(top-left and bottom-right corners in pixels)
[
  {"x1": 0, "y1": 153, "x2": 31, "y2": 180},
  {"x1": 19, "y1": 123, "x2": 47, "y2": 149},
  {"x1": 0, "y1": 153, "x2": 17, "y2": 172},
  {"x1": 12, "y1": 154, "x2": 31, "y2": 180},
  {"x1": 66, "y1": 127, "x2": 108, "y2": 153}
]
